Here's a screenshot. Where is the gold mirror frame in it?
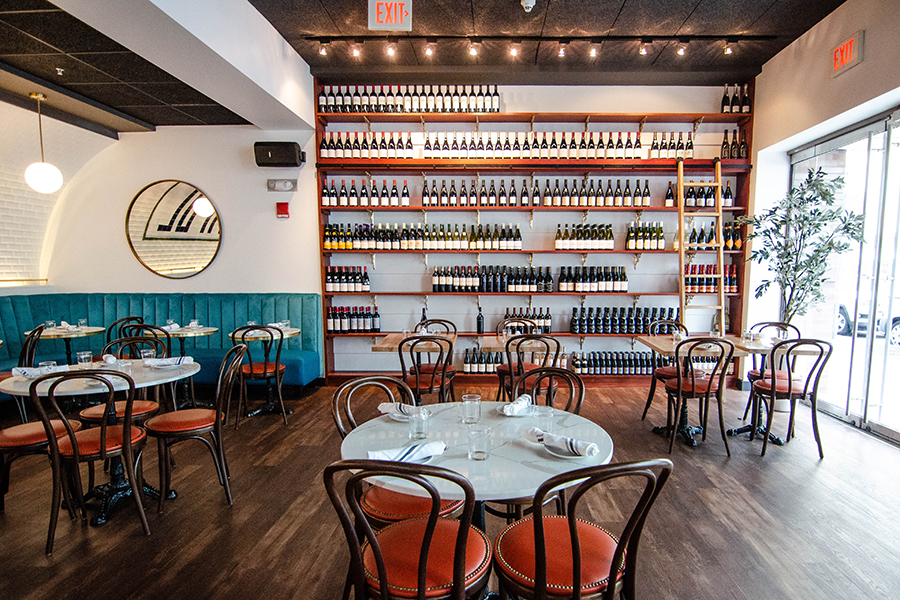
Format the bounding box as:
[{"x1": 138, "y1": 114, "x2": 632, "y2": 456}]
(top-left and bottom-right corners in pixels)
[{"x1": 125, "y1": 180, "x2": 222, "y2": 279}]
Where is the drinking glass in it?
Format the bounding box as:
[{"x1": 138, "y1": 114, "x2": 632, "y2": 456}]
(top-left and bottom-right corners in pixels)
[
  {"x1": 190, "y1": 319, "x2": 200, "y2": 328},
  {"x1": 467, "y1": 424, "x2": 491, "y2": 460},
  {"x1": 117, "y1": 359, "x2": 133, "y2": 374},
  {"x1": 77, "y1": 318, "x2": 88, "y2": 328},
  {"x1": 280, "y1": 319, "x2": 291, "y2": 328},
  {"x1": 140, "y1": 349, "x2": 156, "y2": 361},
  {"x1": 38, "y1": 360, "x2": 57, "y2": 374},
  {"x1": 461, "y1": 394, "x2": 481, "y2": 424},
  {"x1": 533, "y1": 405, "x2": 554, "y2": 433},
  {"x1": 45, "y1": 320, "x2": 56, "y2": 329},
  {"x1": 166, "y1": 319, "x2": 175, "y2": 326},
  {"x1": 408, "y1": 407, "x2": 430, "y2": 440},
  {"x1": 76, "y1": 351, "x2": 93, "y2": 367},
  {"x1": 247, "y1": 320, "x2": 257, "y2": 326}
]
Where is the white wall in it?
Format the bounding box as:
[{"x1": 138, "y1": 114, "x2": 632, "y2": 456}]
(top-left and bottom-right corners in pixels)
[{"x1": 45, "y1": 126, "x2": 319, "y2": 292}]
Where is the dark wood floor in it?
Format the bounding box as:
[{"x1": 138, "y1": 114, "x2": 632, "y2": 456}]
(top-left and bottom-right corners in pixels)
[{"x1": 1, "y1": 382, "x2": 899, "y2": 600}]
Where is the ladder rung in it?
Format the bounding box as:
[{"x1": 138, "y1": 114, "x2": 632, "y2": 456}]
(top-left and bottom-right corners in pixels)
[
  {"x1": 684, "y1": 243, "x2": 723, "y2": 249},
  {"x1": 682, "y1": 182, "x2": 722, "y2": 187},
  {"x1": 684, "y1": 304, "x2": 724, "y2": 309},
  {"x1": 685, "y1": 212, "x2": 720, "y2": 218}
]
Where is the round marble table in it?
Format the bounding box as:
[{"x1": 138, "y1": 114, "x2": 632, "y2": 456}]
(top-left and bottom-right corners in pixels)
[
  {"x1": 340, "y1": 401, "x2": 614, "y2": 502},
  {"x1": 29, "y1": 326, "x2": 105, "y2": 365}
]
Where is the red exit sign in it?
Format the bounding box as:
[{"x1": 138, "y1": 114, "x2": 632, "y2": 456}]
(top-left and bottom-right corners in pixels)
[
  {"x1": 368, "y1": 0, "x2": 412, "y2": 32},
  {"x1": 832, "y1": 30, "x2": 864, "y2": 77}
]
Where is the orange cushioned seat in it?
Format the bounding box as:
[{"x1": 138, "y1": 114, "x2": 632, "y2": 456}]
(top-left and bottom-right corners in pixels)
[
  {"x1": 242, "y1": 363, "x2": 286, "y2": 376},
  {"x1": 752, "y1": 378, "x2": 803, "y2": 395},
  {"x1": 495, "y1": 515, "x2": 623, "y2": 596},
  {"x1": 145, "y1": 409, "x2": 219, "y2": 433},
  {"x1": 362, "y1": 517, "x2": 491, "y2": 599},
  {"x1": 0, "y1": 373, "x2": 12, "y2": 383},
  {"x1": 361, "y1": 486, "x2": 464, "y2": 522},
  {"x1": 0, "y1": 420, "x2": 81, "y2": 449},
  {"x1": 409, "y1": 363, "x2": 457, "y2": 374},
  {"x1": 653, "y1": 365, "x2": 678, "y2": 379},
  {"x1": 748, "y1": 368, "x2": 790, "y2": 380},
  {"x1": 664, "y1": 377, "x2": 717, "y2": 394},
  {"x1": 79, "y1": 400, "x2": 159, "y2": 421},
  {"x1": 497, "y1": 362, "x2": 540, "y2": 374},
  {"x1": 57, "y1": 425, "x2": 146, "y2": 457}
]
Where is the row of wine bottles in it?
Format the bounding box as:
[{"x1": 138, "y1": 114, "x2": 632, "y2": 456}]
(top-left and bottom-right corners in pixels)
[
  {"x1": 318, "y1": 84, "x2": 502, "y2": 114},
  {"x1": 572, "y1": 352, "x2": 655, "y2": 376},
  {"x1": 322, "y1": 223, "x2": 524, "y2": 251},
  {"x1": 680, "y1": 180, "x2": 736, "y2": 207},
  {"x1": 721, "y1": 84, "x2": 752, "y2": 114},
  {"x1": 324, "y1": 266, "x2": 371, "y2": 293},
  {"x1": 320, "y1": 132, "x2": 414, "y2": 160},
  {"x1": 432, "y1": 266, "x2": 555, "y2": 294},
  {"x1": 720, "y1": 130, "x2": 749, "y2": 159},
  {"x1": 623, "y1": 222, "x2": 667, "y2": 251},
  {"x1": 326, "y1": 306, "x2": 382, "y2": 334},
  {"x1": 570, "y1": 306, "x2": 678, "y2": 335},
  {"x1": 685, "y1": 264, "x2": 739, "y2": 294},
  {"x1": 684, "y1": 221, "x2": 744, "y2": 251},
  {"x1": 553, "y1": 224, "x2": 616, "y2": 250}
]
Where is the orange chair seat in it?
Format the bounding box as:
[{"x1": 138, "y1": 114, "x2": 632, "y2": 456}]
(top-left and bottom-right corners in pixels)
[
  {"x1": 57, "y1": 425, "x2": 146, "y2": 457},
  {"x1": 145, "y1": 409, "x2": 218, "y2": 433},
  {"x1": 405, "y1": 374, "x2": 445, "y2": 390},
  {"x1": 409, "y1": 363, "x2": 457, "y2": 375},
  {"x1": 748, "y1": 368, "x2": 790, "y2": 380},
  {"x1": 0, "y1": 372, "x2": 11, "y2": 383},
  {"x1": 664, "y1": 377, "x2": 718, "y2": 394},
  {"x1": 242, "y1": 363, "x2": 285, "y2": 376},
  {"x1": 0, "y1": 420, "x2": 82, "y2": 449},
  {"x1": 497, "y1": 362, "x2": 540, "y2": 375},
  {"x1": 653, "y1": 365, "x2": 678, "y2": 379},
  {"x1": 361, "y1": 486, "x2": 464, "y2": 521},
  {"x1": 362, "y1": 517, "x2": 491, "y2": 598},
  {"x1": 495, "y1": 515, "x2": 623, "y2": 596},
  {"x1": 79, "y1": 401, "x2": 159, "y2": 421},
  {"x1": 753, "y1": 378, "x2": 803, "y2": 395}
]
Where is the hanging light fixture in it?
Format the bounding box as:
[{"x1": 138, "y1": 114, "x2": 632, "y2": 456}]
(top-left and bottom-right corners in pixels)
[
  {"x1": 676, "y1": 39, "x2": 688, "y2": 56},
  {"x1": 351, "y1": 40, "x2": 363, "y2": 58},
  {"x1": 723, "y1": 39, "x2": 736, "y2": 55},
  {"x1": 192, "y1": 196, "x2": 214, "y2": 218},
  {"x1": 386, "y1": 38, "x2": 398, "y2": 57},
  {"x1": 509, "y1": 40, "x2": 521, "y2": 57},
  {"x1": 639, "y1": 38, "x2": 652, "y2": 56},
  {"x1": 318, "y1": 40, "x2": 330, "y2": 56},
  {"x1": 424, "y1": 38, "x2": 436, "y2": 57},
  {"x1": 24, "y1": 93, "x2": 62, "y2": 195},
  {"x1": 468, "y1": 38, "x2": 481, "y2": 57}
]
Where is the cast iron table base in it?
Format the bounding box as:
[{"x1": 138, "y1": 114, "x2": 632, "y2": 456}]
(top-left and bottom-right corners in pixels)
[
  {"x1": 83, "y1": 457, "x2": 176, "y2": 526},
  {"x1": 651, "y1": 401, "x2": 703, "y2": 447}
]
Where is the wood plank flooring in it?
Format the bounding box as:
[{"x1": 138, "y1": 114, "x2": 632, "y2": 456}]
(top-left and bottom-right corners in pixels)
[{"x1": 1, "y1": 382, "x2": 899, "y2": 600}]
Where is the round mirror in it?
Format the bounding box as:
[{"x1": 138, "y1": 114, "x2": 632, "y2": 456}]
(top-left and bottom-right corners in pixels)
[{"x1": 126, "y1": 180, "x2": 221, "y2": 279}]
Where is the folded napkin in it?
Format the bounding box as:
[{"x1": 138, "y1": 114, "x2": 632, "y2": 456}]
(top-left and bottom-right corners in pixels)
[
  {"x1": 12, "y1": 365, "x2": 70, "y2": 378},
  {"x1": 161, "y1": 323, "x2": 181, "y2": 332},
  {"x1": 100, "y1": 354, "x2": 118, "y2": 364},
  {"x1": 524, "y1": 427, "x2": 600, "y2": 457},
  {"x1": 500, "y1": 394, "x2": 533, "y2": 416},
  {"x1": 57, "y1": 321, "x2": 79, "y2": 331},
  {"x1": 367, "y1": 441, "x2": 447, "y2": 462},
  {"x1": 266, "y1": 322, "x2": 289, "y2": 330},
  {"x1": 378, "y1": 402, "x2": 416, "y2": 418},
  {"x1": 144, "y1": 356, "x2": 194, "y2": 367}
]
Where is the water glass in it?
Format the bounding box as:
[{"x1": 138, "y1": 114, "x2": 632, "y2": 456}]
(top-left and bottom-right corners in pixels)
[
  {"x1": 190, "y1": 319, "x2": 200, "y2": 328},
  {"x1": 408, "y1": 407, "x2": 430, "y2": 440},
  {"x1": 166, "y1": 319, "x2": 175, "y2": 326},
  {"x1": 76, "y1": 351, "x2": 93, "y2": 367},
  {"x1": 280, "y1": 319, "x2": 291, "y2": 328},
  {"x1": 467, "y1": 424, "x2": 492, "y2": 461},
  {"x1": 461, "y1": 394, "x2": 481, "y2": 424},
  {"x1": 77, "y1": 318, "x2": 88, "y2": 328},
  {"x1": 38, "y1": 360, "x2": 57, "y2": 374},
  {"x1": 140, "y1": 349, "x2": 156, "y2": 360},
  {"x1": 45, "y1": 320, "x2": 56, "y2": 329},
  {"x1": 117, "y1": 359, "x2": 133, "y2": 374},
  {"x1": 533, "y1": 405, "x2": 554, "y2": 433}
]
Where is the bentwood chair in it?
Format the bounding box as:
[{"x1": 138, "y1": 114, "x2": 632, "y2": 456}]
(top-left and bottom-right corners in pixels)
[
  {"x1": 106, "y1": 316, "x2": 143, "y2": 345},
  {"x1": 324, "y1": 459, "x2": 492, "y2": 600},
  {"x1": 497, "y1": 334, "x2": 561, "y2": 403},
  {"x1": 741, "y1": 322, "x2": 801, "y2": 420},
  {"x1": 29, "y1": 371, "x2": 150, "y2": 555},
  {"x1": 494, "y1": 459, "x2": 673, "y2": 600},
  {"x1": 231, "y1": 325, "x2": 287, "y2": 428},
  {"x1": 664, "y1": 338, "x2": 734, "y2": 456},
  {"x1": 411, "y1": 318, "x2": 459, "y2": 400},
  {"x1": 145, "y1": 344, "x2": 246, "y2": 513},
  {"x1": 0, "y1": 324, "x2": 45, "y2": 423},
  {"x1": 120, "y1": 323, "x2": 173, "y2": 357},
  {"x1": 331, "y1": 376, "x2": 463, "y2": 528},
  {"x1": 641, "y1": 319, "x2": 689, "y2": 421},
  {"x1": 399, "y1": 335, "x2": 455, "y2": 404},
  {"x1": 752, "y1": 339, "x2": 832, "y2": 458}
]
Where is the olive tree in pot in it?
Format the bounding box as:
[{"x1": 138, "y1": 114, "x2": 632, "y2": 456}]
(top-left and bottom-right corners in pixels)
[{"x1": 737, "y1": 168, "x2": 865, "y2": 325}]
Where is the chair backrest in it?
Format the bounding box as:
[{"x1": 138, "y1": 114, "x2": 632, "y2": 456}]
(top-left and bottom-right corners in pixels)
[
  {"x1": 496, "y1": 317, "x2": 538, "y2": 336},
  {"x1": 673, "y1": 338, "x2": 735, "y2": 398},
  {"x1": 332, "y1": 375, "x2": 415, "y2": 439},
  {"x1": 106, "y1": 316, "x2": 143, "y2": 344},
  {"x1": 323, "y1": 459, "x2": 478, "y2": 600},
  {"x1": 18, "y1": 324, "x2": 45, "y2": 368},
  {"x1": 214, "y1": 344, "x2": 247, "y2": 414},
  {"x1": 766, "y1": 338, "x2": 832, "y2": 399},
  {"x1": 398, "y1": 335, "x2": 453, "y2": 396},
  {"x1": 29, "y1": 371, "x2": 137, "y2": 463},
  {"x1": 749, "y1": 321, "x2": 802, "y2": 370},
  {"x1": 504, "y1": 334, "x2": 561, "y2": 376},
  {"x1": 415, "y1": 318, "x2": 458, "y2": 335},
  {"x1": 103, "y1": 336, "x2": 168, "y2": 360},
  {"x1": 512, "y1": 367, "x2": 584, "y2": 414},
  {"x1": 648, "y1": 319, "x2": 688, "y2": 370},
  {"x1": 231, "y1": 326, "x2": 284, "y2": 377},
  {"x1": 523, "y1": 459, "x2": 673, "y2": 600},
  {"x1": 120, "y1": 323, "x2": 172, "y2": 357}
]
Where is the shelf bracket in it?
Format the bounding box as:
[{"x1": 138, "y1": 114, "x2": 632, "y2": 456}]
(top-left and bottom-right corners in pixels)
[
  {"x1": 528, "y1": 253, "x2": 534, "y2": 266},
  {"x1": 420, "y1": 115, "x2": 425, "y2": 133},
  {"x1": 632, "y1": 295, "x2": 641, "y2": 308},
  {"x1": 634, "y1": 209, "x2": 643, "y2": 220},
  {"x1": 580, "y1": 336, "x2": 586, "y2": 349},
  {"x1": 528, "y1": 296, "x2": 533, "y2": 310},
  {"x1": 476, "y1": 253, "x2": 481, "y2": 266},
  {"x1": 424, "y1": 295, "x2": 429, "y2": 312},
  {"x1": 633, "y1": 253, "x2": 642, "y2": 268},
  {"x1": 638, "y1": 116, "x2": 648, "y2": 134},
  {"x1": 693, "y1": 117, "x2": 704, "y2": 136},
  {"x1": 582, "y1": 210, "x2": 588, "y2": 225},
  {"x1": 581, "y1": 253, "x2": 587, "y2": 266},
  {"x1": 584, "y1": 116, "x2": 591, "y2": 132},
  {"x1": 530, "y1": 116, "x2": 535, "y2": 133},
  {"x1": 685, "y1": 252, "x2": 695, "y2": 266},
  {"x1": 475, "y1": 115, "x2": 480, "y2": 133},
  {"x1": 580, "y1": 294, "x2": 586, "y2": 307},
  {"x1": 476, "y1": 294, "x2": 481, "y2": 307},
  {"x1": 630, "y1": 337, "x2": 637, "y2": 350},
  {"x1": 686, "y1": 294, "x2": 695, "y2": 305},
  {"x1": 529, "y1": 209, "x2": 535, "y2": 229},
  {"x1": 370, "y1": 253, "x2": 376, "y2": 269},
  {"x1": 373, "y1": 294, "x2": 378, "y2": 307},
  {"x1": 367, "y1": 209, "x2": 375, "y2": 225},
  {"x1": 476, "y1": 209, "x2": 481, "y2": 226},
  {"x1": 421, "y1": 209, "x2": 427, "y2": 224},
  {"x1": 364, "y1": 116, "x2": 371, "y2": 133}
]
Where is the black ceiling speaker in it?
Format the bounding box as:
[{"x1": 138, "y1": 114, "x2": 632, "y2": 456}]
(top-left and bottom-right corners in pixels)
[{"x1": 254, "y1": 142, "x2": 305, "y2": 167}]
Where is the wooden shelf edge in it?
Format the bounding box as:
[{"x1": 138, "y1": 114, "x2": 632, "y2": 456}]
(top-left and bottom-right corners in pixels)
[{"x1": 316, "y1": 111, "x2": 753, "y2": 126}]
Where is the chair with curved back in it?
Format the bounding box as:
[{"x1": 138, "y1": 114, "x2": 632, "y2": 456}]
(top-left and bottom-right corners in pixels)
[
  {"x1": 494, "y1": 459, "x2": 673, "y2": 600},
  {"x1": 664, "y1": 337, "x2": 735, "y2": 455},
  {"x1": 497, "y1": 334, "x2": 561, "y2": 403},
  {"x1": 324, "y1": 459, "x2": 492, "y2": 600},
  {"x1": 120, "y1": 323, "x2": 172, "y2": 357},
  {"x1": 399, "y1": 335, "x2": 455, "y2": 404},
  {"x1": 106, "y1": 316, "x2": 143, "y2": 345},
  {"x1": 29, "y1": 371, "x2": 150, "y2": 555},
  {"x1": 752, "y1": 338, "x2": 832, "y2": 458},
  {"x1": 412, "y1": 319, "x2": 459, "y2": 401},
  {"x1": 741, "y1": 321, "x2": 801, "y2": 420},
  {"x1": 231, "y1": 325, "x2": 287, "y2": 428},
  {"x1": 641, "y1": 319, "x2": 689, "y2": 421},
  {"x1": 144, "y1": 344, "x2": 247, "y2": 513},
  {"x1": 331, "y1": 376, "x2": 463, "y2": 529},
  {"x1": 0, "y1": 324, "x2": 45, "y2": 423}
]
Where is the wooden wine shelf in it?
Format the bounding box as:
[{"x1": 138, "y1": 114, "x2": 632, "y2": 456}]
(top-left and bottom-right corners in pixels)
[
  {"x1": 317, "y1": 158, "x2": 752, "y2": 174},
  {"x1": 325, "y1": 291, "x2": 681, "y2": 297},
  {"x1": 323, "y1": 249, "x2": 677, "y2": 255},
  {"x1": 317, "y1": 111, "x2": 752, "y2": 127},
  {"x1": 320, "y1": 205, "x2": 748, "y2": 213}
]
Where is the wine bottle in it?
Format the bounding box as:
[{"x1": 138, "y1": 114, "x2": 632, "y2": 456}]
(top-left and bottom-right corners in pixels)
[
  {"x1": 741, "y1": 83, "x2": 751, "y2": 113},
  {"x1": 721, "y1": 84, "x2": 731, "y2": 113},
  {"x1": 721, "y1": 131, "x2": 730, "y2": 159}
]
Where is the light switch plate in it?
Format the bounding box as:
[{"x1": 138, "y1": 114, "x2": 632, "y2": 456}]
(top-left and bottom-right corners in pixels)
[{"x1": 267, "y1": 179, "x2": 297, "y2": 192}]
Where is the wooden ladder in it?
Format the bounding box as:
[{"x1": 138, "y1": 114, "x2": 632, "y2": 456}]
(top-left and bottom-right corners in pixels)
[{"x1": 676, "y1": 157, "x2": 726, "y2": 335}]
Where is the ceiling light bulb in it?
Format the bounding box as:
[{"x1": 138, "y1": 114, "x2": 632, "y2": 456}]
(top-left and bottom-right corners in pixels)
[
  {"x1": 510, "y1": 46, "x2": 519, "y2": 57},
  {"x1": 318, "y1": 44, "x2": 328, "y2": 56},
  {"x1": 558, "y1": 45, "x2": 566, "y2": 58},
  {"x1": 192, "y1": 196, "x2": 214, "y2": 218},
  {"x1": 676, "y1": 44, "x2": 686, "y2": 56},
  {"x1": 469, "y1": 45, "x2": 478, "y2": 56},
  {"x1": 425, "y1": 46, "x2": 434, "y2": 56},
  {"x1": 723, "y1": 44, "x2": 733, "y2": 55},
  {"x1": 639, "y1": 43, "x2": 648, "y2": 56},
  {"x1": 589, "y1": 47, "x2": 597, "y2": 58},
  {"x1": 25, "y1": 162, "x2": 63, "y2": 194},
  {"x1": 387, "y1": 45, "x2": 396, "y2": 56},
  {"x1": 352, "y1": 47, "x2": 361, "y2": 57}
]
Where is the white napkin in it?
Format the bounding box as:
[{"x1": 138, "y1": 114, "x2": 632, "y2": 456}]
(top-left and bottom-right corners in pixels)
[
  {"x1": 144, "y1": 356, "x2": 194, "y2": 367},
  {"x1": 57, "y1": 321, "x2": 78, "y2": 331},
  {"x1": 100, "y1": 354, "x2": 118, "y2": 364},
  {"x1": 12, "y1": 365, "x2": 70, "y2": 378},
  {"x1": 161, "y1": 323, "x2": 181, "y2": 332},
  {"x1": 524, "y1": 427, "x2": 600, "y2": 457},
  {"x1": 266, "y1": 322, "x2": 289, "y2": 330},
  {"x1": 367, "y1": 441, "x2": 447, "y2": 462},
  {"x1": 378, "y1": 402, "x2": 416, "y2": 418},
  {"x1": 500, "y1": 394, "x2": 533, "y2": 416}
]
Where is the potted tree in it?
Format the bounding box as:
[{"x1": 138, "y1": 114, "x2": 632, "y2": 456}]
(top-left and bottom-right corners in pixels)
[{"x1": 737, "y1": 168, "x2": 865, "y2": 324}]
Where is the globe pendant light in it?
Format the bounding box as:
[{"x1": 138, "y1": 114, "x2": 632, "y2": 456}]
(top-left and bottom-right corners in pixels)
[{"x1": 24, "y1": 92, "x2": 63, "y2": 194}]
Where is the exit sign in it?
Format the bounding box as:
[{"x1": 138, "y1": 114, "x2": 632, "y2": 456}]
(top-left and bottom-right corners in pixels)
[
  {"x1": 832, "y1": 30, "x2": 864, "y2": 77},
  {"x1": 368, "y1": 0, "x2": 412, "y2": 31}
]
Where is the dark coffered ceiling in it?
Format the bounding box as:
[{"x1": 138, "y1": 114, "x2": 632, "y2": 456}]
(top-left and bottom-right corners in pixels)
[{"x1": 250, "y1": 0, "x2": 847, "y2": 85}]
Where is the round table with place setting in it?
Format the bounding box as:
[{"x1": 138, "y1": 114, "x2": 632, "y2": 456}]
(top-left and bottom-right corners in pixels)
[{"x1": 28, "y1": 323, "x2": 105, "y2": 365}]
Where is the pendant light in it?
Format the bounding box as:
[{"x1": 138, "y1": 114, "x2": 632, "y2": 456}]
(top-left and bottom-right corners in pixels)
[{"x1": 24, "y1": 93, "x2": 63, "y2": 194}]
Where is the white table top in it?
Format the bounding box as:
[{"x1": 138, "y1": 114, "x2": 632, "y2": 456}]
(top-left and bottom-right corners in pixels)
[
  {"x1": 229, "y1": 327, "x2": 302, "y2": 340},
  {"x1": 0, "y1": 360, "x2": 200, "y2": 397},
  {"x1": 340, "y1": 401, "x2": 614, "y2": 502},
  {"x1": 164, "y1": 326, "x2": 219, "y2": 338},
  {"x1": 28, "y1": 326, "x2": 105, "y2": 340}
]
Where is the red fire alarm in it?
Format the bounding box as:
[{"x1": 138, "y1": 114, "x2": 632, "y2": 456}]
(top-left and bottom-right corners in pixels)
[{"x1": 276, "y1": 202, "x2": 290, "y2": 218}]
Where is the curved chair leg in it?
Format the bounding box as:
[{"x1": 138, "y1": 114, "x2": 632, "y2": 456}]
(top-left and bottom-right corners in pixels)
[
  {"x1": 760, "y1": 393, "x2": 779, "y2": 457},
  {"x1": 157, "y1": 438, "x2": 169, "y2": 514},
  {"x1": 641, "y1": 376, "x2": 659, "y2": 420},
  {"x1": 275, "y1": 377, "x2": 288, "y2": 425},
  {"x1": 741, "y1": 385, "x2": 754, "y2": 420},
  {"x1": 808, "y1": 394, "x2": 824, "y2": 459},
  {"x1": 668, "y1": 393, "x2": 683, "y2": 454},
  {"x1": 701, "y1": 395, "x2": 710, "y2": 441},
  {"x1": 214, "y1": 433, "x2": 233, "y2": 504},
  {"x1": 45, "y1": 453, "x2": 63, "y2": 555},
  {"x1": 494, "y1": 374, "x2": 505, "y2": 402},
  {"x1": 716, "y1": 391, "x2": 731, "y2": 457},
  {"x1": 123, "y1": 445, "x2": 150, "y2": 535}
]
